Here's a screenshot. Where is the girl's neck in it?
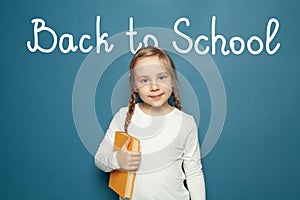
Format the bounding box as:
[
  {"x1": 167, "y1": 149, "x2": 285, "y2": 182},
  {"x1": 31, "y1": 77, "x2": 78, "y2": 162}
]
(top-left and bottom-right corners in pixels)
[{"x1": 138, "y1": 102, "x2": 174, "y2": 116}]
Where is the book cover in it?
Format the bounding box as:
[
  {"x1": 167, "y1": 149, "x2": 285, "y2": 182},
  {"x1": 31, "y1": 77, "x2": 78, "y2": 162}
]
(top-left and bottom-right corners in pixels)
[{"x1": 109, "y1": 131, "x2": 140, "y2": 199}]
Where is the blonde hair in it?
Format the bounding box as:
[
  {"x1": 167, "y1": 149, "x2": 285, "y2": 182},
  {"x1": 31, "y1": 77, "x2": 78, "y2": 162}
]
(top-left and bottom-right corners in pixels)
[{"x1": 124, "y1": 46, "x2": 183, "y2": 132}]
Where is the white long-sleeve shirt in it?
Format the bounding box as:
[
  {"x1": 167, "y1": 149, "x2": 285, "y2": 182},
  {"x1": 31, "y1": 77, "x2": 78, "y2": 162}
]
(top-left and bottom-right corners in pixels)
[{"x1": 95, "y1": 104, "x2": 206, "y2": 200}]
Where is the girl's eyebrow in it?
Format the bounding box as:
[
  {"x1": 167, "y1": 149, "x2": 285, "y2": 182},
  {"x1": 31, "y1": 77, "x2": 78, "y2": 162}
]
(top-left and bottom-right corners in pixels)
[
  {"x1": 157, "y1": 71, "x2": 168, "y2": 75},
  {"x1": 156, "y1": 72, "x2": 169, "y2": 77},
  {"x1": 136, "y1": 71, "x2": 169, "y2": 78},
  {"x1": 136, "y1": 75, "x2": 149, "y2": 79}
]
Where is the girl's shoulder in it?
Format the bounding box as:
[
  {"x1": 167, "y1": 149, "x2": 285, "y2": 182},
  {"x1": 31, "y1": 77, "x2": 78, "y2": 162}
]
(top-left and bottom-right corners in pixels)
[
  {"x1": 118, "y1": 106, "x2": 129, "y2": 114},
  {"x1": 113, "y1": 106, "x2": 128, "y2": 120},
  {"x1": 175, "y1": 109, "x2": 197, "y2": 125}
]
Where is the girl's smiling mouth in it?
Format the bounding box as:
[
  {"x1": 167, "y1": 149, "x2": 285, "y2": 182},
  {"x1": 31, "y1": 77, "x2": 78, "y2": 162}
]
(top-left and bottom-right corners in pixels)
[{"x1": 149, "y1": 93, "x2": 164, "y2": 99}]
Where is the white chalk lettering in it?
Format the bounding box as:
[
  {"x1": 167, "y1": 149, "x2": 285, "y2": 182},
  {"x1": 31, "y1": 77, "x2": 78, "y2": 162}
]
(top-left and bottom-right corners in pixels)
[
  {"x1": 26, "y1": 16, "x2": 280, "y2": 56},
  {"x1": 125, "y1": 17, "x2": 142, "y2": 54},
  {"x1": 247, "y1": 36, "x2": 264, "y2": 55},
  {"x1": 96, "y1": 16, "x2": 114, "y2": 53},
  {"x1": 79, "y1": 34, "x2": 93, "y2": 53},
  {"x1": 229, "y1": 36, "x2": 245, "y2": 55},
  {"x1": 26, "y1": 18, "x2": 57, "y2": 53},
  {"x1": 143, "y1": 34, "x2": 159, "y2": 47},
  {"x1": 172, "y1": 17, "x2": 193, "y2": 54},
  {"x1": 59, "y1": 33, "x2": 78, "y2": 54},
  {"x1": 172, "y1": 16, "x2": 280, "y2": 56},
  {"x1": 211, "y1": 16, "x2": 230, "y2": 55},
  {"x1": 266, "y1": 18, "x2": 280, "y2": 55},
  {"x1": 194, "y1": 35, "x2": 209, "y2": 55}
]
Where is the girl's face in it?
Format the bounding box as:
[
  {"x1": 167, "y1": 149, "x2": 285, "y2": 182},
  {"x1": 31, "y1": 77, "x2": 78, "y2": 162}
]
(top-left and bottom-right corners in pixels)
[{"x1": 133, "y1": 56, "x2": 173, "y2": 110}]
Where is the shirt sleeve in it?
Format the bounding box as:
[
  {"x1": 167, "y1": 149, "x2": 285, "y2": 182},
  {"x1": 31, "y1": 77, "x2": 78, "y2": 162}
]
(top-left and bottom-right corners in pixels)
[
  {"x1": 182, "y1": 117, "x2": 206, "y2": 200},
  {"x1": 94, "y1": 110, "x2": 124, "y2": 172}
]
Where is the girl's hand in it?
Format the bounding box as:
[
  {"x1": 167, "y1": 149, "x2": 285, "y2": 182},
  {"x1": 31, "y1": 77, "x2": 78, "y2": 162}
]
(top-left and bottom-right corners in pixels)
[{"x1": 116, "y1": 137, "x2": 141, "y2": 171}]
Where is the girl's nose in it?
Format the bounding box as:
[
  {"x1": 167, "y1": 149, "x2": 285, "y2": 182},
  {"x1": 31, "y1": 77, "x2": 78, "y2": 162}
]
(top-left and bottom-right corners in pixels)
[{"x1": 150, "y1": 82, "x2": 159, "y2": 91}]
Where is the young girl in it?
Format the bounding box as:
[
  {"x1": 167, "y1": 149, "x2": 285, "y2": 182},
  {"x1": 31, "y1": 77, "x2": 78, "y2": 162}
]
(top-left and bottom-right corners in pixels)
[{"x1": 95, "y1": 46, "x2": 206, "y2": 200}]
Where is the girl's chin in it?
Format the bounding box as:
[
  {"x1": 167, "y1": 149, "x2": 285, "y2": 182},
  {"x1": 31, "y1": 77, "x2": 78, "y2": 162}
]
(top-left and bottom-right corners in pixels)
[{"x1": 141, "y1": 102, "x2": 170, "y2": 109}]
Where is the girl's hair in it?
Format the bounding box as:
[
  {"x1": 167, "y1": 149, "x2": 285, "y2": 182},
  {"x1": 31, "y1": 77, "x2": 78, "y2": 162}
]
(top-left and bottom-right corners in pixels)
[{"x1": 124, "y1": 46, "x2": 183, "y2": 132}]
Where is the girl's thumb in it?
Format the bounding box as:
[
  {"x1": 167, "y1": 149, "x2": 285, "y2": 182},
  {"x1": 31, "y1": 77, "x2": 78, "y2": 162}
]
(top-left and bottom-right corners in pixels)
[{"x1": 121, "y1": 137, "x2": 131, "y2": 150}]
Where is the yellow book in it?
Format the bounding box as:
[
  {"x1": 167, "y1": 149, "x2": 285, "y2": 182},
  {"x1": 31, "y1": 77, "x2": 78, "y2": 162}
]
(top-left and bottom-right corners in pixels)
[{"x1": 109, "y1": 131, "x2": 140, "y2": 199}]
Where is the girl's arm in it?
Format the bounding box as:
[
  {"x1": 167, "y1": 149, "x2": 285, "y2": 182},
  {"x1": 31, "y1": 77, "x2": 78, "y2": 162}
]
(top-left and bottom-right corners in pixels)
[
  {"x1": 95, "y1": 135, "x2": 141, "y2": 172},
  {"x1": 94, "y1": 111, "x2": 122, "y2": 172},
  {"x1": 183, "y1": 118, "x2": 206, "y2": 200},
  {"x1": 94, "y1": 109, "x2": 141, "y2": 172},
  {"x1": 94, "y1": 139, "x2": 120, "y2": 172}
]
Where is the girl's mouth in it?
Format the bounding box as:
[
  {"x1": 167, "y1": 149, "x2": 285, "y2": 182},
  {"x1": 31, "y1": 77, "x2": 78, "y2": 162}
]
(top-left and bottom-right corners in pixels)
[{"x1": 149, "y1": 93, "x2": 164, "y2": 99}]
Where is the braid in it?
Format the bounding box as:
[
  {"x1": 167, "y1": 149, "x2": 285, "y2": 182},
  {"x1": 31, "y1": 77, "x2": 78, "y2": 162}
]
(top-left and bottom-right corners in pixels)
[
  {"x1": 124, "y1": 91, "x2": 136, "y2": 132},
  {"x1": 172, "y1": 88, "x2": 183, "y2": 111}
]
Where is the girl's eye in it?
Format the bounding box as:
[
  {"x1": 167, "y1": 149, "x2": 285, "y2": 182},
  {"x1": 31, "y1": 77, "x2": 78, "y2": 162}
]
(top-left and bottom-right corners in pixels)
[
  {"x1": 158, "y1": 75, "x2": 168, "y2": 80},
  {"x1": 140, "y1": 79, "x2": 148, "y2": 83}
]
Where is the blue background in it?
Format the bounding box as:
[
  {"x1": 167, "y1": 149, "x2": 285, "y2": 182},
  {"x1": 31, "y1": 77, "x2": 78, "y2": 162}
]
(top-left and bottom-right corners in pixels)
[{"x1": 1, "y1": 0, "x2": 299, "y2": 199}]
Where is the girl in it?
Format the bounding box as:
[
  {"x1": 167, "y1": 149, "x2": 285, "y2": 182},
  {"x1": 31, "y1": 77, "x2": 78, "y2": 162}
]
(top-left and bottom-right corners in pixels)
[{"x1": 95, "y1": 46, "x2": 206, "y2": 200}]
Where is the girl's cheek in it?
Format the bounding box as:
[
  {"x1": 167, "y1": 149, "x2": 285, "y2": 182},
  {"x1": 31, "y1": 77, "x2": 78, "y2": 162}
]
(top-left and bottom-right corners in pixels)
[{"x1": 160, "y1": 81, "x2": 173, "y2": 90}]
